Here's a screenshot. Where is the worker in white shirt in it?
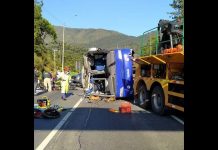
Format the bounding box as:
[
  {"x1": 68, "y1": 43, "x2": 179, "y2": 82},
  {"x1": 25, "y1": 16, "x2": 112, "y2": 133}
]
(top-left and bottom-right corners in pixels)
[{"x1": 60, "y1": 66, "x2": 71, "y2": 100}]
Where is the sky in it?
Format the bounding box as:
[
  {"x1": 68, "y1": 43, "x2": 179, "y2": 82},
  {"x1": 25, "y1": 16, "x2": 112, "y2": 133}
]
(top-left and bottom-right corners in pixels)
[{"x1": 41, "y1": 0, "x2": 174, "y2": 37}]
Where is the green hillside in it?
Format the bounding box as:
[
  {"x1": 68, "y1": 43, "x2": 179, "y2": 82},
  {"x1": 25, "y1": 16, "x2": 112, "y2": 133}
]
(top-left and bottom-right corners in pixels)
[{"x1": 46, "y1": 26, "x2": 141, "y2": 50}]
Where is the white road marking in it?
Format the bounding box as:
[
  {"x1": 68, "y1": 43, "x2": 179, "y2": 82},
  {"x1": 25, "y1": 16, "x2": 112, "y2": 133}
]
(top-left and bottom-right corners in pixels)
[
  {"x1": 144, "y1": 110, "x2": 151, "y2": 113},
  {"x1": 35, "y1": 97, "x2": 84, "y2": 150},
  {"x1": 171, "y1": 115, "x2": 184, "y2": 125}
]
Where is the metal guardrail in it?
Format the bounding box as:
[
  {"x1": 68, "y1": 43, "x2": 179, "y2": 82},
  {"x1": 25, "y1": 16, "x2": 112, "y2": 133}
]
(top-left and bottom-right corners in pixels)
[{"x1": 138, "y1": 19, "x2": 184, "y2": 56}]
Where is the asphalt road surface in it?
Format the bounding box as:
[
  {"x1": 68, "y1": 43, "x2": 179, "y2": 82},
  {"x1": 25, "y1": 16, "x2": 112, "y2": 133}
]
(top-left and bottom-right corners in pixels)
[{"x1": 34, "y1": 88, "x2": 184, "y2": 150}]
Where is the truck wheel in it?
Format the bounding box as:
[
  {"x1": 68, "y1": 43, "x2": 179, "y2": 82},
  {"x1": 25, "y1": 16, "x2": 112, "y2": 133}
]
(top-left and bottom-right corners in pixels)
[
  {"x1": 137, "y1": 84, "x2": 149, "y2": 108},
  {"x1": 151, "y1": 86, "x2": 167, "y2": 115}
]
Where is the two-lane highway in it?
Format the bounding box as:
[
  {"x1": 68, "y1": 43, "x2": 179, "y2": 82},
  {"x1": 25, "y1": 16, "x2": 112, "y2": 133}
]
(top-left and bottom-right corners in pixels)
[{"x1": 34, "y1": 88, "x2": 183, "y2": 150}]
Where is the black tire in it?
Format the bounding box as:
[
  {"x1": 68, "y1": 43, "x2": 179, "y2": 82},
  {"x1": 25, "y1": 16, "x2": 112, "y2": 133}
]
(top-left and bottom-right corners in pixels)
[
  {"x1": 42, "y1": 108, "x2": 60, "y2": 119},
  {"x1": 151, "y1": 86, "x2": 167, "y2": 115},
  {"x1": 51, "y1": 105, "x2": 64, "y2": 112},
  {"x1": 34, "y1": 108, "x2": 43, "y2": 119},
  {"x1": 136, "y1": 84, "x2": 149, "y2": 108}
]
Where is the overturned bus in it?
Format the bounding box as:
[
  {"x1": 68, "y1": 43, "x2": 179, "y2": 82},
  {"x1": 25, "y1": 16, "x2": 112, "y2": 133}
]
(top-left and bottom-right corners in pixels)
[{"x1": 83, "y1": 47, "x2": 134, "y2": 99}]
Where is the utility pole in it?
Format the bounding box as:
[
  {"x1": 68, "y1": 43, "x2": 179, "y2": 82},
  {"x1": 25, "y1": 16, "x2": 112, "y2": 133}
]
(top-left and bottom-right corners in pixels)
[
  {"x1": 149, "y1": 33, "x2": 151, "y2": 55},
  {"x1": 53, "y1": 49, "x2": 58, "y2": 71},
  {"x1": 54, "y1": 50, "x2": 55, "y2": 71},
  {"x1": 78, "y1": 61, "x2": 80, "y2": 72},
  {"x1": 62, "y1": 25, "x2": 65, "y2": 72},
  {"x1": 54, "y1": 50, "x2": 55, "y2": 70}
]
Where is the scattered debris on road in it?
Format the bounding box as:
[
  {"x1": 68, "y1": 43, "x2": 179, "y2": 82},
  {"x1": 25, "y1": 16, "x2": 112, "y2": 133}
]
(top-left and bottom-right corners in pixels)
[
  {"x1": 108, "y1": 101, "x2": 132, "y2": 113},
  {"x1": 34, "y1": 96, "x2": 66, "y2": 119},
  {"x1": 119, "y1": 102, "x2": 131, "y2": 113}
]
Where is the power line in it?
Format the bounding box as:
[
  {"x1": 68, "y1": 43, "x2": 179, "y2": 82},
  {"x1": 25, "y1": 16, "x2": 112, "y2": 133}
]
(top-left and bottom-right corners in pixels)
[
  {"x1": 42, "y1": 7, "x2": 65, "y2": 26},
  {"x1": 42, "y1": 7, "x2": 77, "y2": 28},
  {"x1": 42, "y1": 7, "x2": 65, "y2": 72}
]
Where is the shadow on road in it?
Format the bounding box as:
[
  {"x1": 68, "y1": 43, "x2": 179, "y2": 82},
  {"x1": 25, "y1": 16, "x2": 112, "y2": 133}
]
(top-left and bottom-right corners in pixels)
[{"x1": 34, "y1": 107, "x2": 183, "y2": 131}]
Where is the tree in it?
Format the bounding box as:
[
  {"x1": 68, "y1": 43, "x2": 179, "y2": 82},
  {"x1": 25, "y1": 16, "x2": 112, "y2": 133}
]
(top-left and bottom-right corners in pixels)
[
  {"x1": 34, "y1": 0, "x2": 57, "y2": 72},
  {"x1": 34, "y1": 2, "x2": 57, "y2": 48},
  {"x1": 169, "y1": 0, "x2": 184, "y2": 19}
]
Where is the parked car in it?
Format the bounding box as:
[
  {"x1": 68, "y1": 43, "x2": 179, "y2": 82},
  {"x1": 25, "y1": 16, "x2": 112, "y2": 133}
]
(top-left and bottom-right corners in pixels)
[
  {"x1": 69, "y1": 73, "x2": 82, "y2": 89},
  {"x1": 72, "y1": 73, "x2": 81, "y2": 83}
]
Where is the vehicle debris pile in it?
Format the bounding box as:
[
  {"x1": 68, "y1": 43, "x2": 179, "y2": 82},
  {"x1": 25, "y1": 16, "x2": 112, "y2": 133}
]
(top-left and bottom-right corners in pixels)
[{"x1": 34, "y1": 96, "x2": 66, "y2": 119}]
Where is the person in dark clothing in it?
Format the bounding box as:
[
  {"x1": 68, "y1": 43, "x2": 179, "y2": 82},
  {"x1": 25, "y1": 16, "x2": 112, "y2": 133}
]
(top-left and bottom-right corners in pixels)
[
  {"x1": 43, "y1": 70, "x2": 52, "y2": 92},
  {"x1": 34, "y1": 67, "x2": 39, "y2": 94},
  {"x1": 51, "y1": 71, "x2": 57, "y2": 91}
]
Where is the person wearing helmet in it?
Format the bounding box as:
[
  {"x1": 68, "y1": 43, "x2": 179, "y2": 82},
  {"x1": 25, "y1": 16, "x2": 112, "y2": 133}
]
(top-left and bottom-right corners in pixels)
[{"x1": 60, "y1": 66, "x2": 71, "y2": 100}]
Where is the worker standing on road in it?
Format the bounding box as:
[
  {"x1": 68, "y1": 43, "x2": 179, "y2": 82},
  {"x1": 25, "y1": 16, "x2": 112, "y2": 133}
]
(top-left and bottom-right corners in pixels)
[
  {"x1": 34, "y1": 67, "x2": 39, "y2": 94},
  {"x1": 51, "y1": 71, "x2": 57, "y2": 91},
  {"x1": 43, "y1": 69, "x2": 52, "y2": 92},
  {"x1": 60, "y1": 66, "x2": 71, "y2": 100}
]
